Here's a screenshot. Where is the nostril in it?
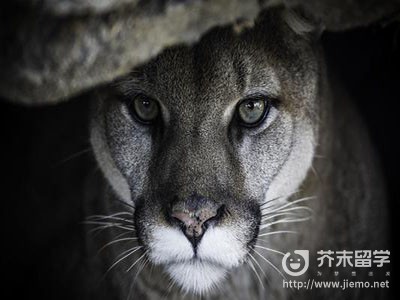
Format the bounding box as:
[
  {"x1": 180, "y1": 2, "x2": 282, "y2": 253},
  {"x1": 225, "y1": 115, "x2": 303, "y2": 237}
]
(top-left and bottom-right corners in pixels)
[
  {"x1": 170, "y1": 212, "x2": 194, "y2": 229},
  {"x1": 170, "y1": 210, "x2": 204, "y2": 237},
  {"x1": 166, "y1": 194, "x2": 226, "y2": 248},
  {"x1": 171, "y1": 216, "x2": 186, "y2": 229},
  {"x1": 169, "y1": 204, "x2": 226, "y2": 241},
  {"x1": 202, "y1": 204, "x2": 226, "y2": 229},
  {"x1": 216, "y1": 204, "x2": 227, "y2": 219}
]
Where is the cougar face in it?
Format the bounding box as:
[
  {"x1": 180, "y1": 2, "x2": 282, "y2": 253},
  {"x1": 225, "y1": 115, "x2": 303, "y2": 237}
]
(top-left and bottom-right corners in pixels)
[{"x1": 91, "y1": 9, "x2": 319, "y2": 294}]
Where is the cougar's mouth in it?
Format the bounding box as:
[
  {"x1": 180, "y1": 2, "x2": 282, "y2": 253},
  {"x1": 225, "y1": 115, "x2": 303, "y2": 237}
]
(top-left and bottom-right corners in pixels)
[{"x1": 146, "y1": 224, "x2": 249, "y2": 293}]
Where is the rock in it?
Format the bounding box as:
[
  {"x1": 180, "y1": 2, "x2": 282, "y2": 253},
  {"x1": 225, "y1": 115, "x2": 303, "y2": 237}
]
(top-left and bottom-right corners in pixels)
[
  {"x1": 279, "y1": 0, "x2": 400, "y2": 31},
  {"x1": 19, "y1": 0, "x2": 140, "y2": 15},
  {"x1": 0, "y1": 0, "x2": 399, "y2": 105},
  {"x1": 0, "y1": 0, "x2": 260, "y2": 105}
]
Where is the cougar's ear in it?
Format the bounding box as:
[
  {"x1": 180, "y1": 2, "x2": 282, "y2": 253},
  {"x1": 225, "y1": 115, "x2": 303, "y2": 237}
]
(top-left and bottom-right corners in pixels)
[{"x1": 281, "y1": 8, "x2": 324, "y2": 41}]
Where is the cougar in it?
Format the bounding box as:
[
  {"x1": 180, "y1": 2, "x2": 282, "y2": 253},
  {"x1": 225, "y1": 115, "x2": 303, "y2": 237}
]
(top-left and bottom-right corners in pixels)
[{"x1": 86, "y1": 7, "x2": 388, "y2": 300}]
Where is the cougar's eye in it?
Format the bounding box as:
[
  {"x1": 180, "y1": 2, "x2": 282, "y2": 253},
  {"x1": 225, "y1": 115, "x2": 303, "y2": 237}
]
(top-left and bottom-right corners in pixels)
[
  {"x1": 237, "y1": 96, "x2": 271, "y2": 127},
  {"x1": 130, "y1": 94, "x2": 160, "y2": 124}
]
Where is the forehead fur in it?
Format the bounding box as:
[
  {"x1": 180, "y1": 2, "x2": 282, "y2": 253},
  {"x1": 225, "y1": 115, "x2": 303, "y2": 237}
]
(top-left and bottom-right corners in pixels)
[{"x1": 117, "y1": 8, "x2": 318, "y2": 113}]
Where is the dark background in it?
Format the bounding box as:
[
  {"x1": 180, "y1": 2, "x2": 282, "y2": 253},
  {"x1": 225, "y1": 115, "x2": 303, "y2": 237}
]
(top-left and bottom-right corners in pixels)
[{"x1": 0, "y1": 23, "x2": 398, "y2": 299}]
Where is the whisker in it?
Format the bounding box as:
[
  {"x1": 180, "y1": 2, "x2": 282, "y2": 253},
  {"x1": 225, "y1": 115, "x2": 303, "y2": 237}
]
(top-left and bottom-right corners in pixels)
[
  {"x1": 261, "y1": 196, "x2": 316, "y2": 214},
  {"x1": 259, "y1": 190, "x2": 299, "y2": 208},
  {"x1": 253, "y1": 249, "x2": 287, "y2": 281},
  {"x1": 259, "y1": 216, "x2": 312, "y2": 230},
  {"x1": 113, "y1": 197, "x2": 135, "y2": 209},
  {"x1": 114, "y1": 246, "x2": 142, "y2": 260},
  {"x1": 261, "y1": 212, "x2": 302, "y2": 222},
  {"x1": 88, "y1": 224, "x2": 119, "y2": 235},
  {"x1": 90, "y1": 225, "x2": 135, "y2": 233},
  {"x1": 276, "y1": 206, "x2": 313, "y2": 214},
  {"x1": 127, "y1": 252, "x2": 149, "y2": 300},
  {"x1": 127, "y1": 277, "x2": 135, "y2": 300},
  {"x1": 105, "y1": 246, "x2": 142, "y2": 276},
  {"x1": 163, "y1": 277, "x2": 177, "y2": 300},
  {"x1": 262, "y1": 206, "x2": 313, "y2": 217},
  {"x1": 84, "y1": 220, "x2": 134, "y2": 227},
  {"x1": 113, "y1": 231, "x2": 135, "y2": 240},
  {"x1": 311, "y1": 165, "x2": 320, "y2": 181},
  {"x1": 126, "y1": 251, "x2": 147, "y2": 272},
  {"x1": 249, "y1": 251, "x2": 267, "y2": 277},
  {"x1": 258, "y1": 230, "x2": 298, "y2": 237},
  {"x1": 88, "y1": 211, "x2": 133, "y2": 217},
  {"x1": 257, "y1": 237, "x2": 289, "y2": 245},
  {"x1": 247, "y1": 255, "x2": 264, "y2": 289},
  {"x1": 87, "y1": 211, "x2": 133, "y2": 220},
  {"x1": 98, "y1": 237, "x2": 138, "y2": 253},
  {"x1": 52, "y1": 147, "x2": 92, "y2": 168},
  {"x1": 259, "y1": 195, "x2": 284, "y2": 209},
  {"x1": 84, "y1": 221, "x2": 135, "y2": 231},
  {"x1": 261, "y1": 207, "x2": 313, "y2": 223},
  {"x1": 254, "y1": 245, "x2": 285, "y2": 256},
  {"x1": 87, "y1": 216, "x2": 134, "y2": 224},
  {"x1": 133, "y1": 252, "x2": 149, "y2": 280}
]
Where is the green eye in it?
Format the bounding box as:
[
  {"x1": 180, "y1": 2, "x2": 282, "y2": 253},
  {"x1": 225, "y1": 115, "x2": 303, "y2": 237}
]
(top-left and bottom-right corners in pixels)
[
  {"x1": 237, "y1": 97, "x2": 270, "y2": 127},
  {"x1": 131, "y1": 95, "x2": 160, "y2": 124}
]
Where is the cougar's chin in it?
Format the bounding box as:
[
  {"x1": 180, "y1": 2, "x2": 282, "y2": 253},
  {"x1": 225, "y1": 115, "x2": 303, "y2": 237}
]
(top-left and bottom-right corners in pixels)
[
  {"x1": 147, "y1": 226, "x2": 248, "y2": 294},
  {"x1": 167, "y1": 260, "x2": 227, "y2": 294}
]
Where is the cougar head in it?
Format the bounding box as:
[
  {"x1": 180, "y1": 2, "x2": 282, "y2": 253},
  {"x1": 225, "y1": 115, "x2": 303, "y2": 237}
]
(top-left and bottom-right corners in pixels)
[{"x1": 90, "y1": 8, "x2": 319, "y2": 294}]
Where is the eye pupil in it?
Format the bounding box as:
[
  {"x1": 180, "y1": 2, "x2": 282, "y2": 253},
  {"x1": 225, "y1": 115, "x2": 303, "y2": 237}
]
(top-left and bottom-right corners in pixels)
[{"x1": 246, "y1": 101, "x2": 255, "y2": 110}]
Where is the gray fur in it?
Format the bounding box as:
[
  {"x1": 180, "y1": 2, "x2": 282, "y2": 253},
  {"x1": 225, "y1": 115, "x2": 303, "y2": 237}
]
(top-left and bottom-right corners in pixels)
[{"x1": 87, "y1": 7, "x2": 388, "y2": 300}]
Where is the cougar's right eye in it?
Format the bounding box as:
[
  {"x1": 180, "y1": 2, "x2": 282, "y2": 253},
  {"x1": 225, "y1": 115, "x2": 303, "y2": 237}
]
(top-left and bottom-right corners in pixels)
[
  {"x1": 237, "y1": 96, "x2": 271, "y2": 127},
  {"x1": 129, "y1": 94, "x2": 160, "y2": 124}
]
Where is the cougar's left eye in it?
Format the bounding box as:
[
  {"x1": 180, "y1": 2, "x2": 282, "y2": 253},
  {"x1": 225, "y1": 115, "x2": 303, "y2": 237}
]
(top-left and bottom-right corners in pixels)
[
  {"x1": 237, "y1": 96, "x2": 271, "y2": 127},
  {"x1": 130, "y1": 94, "x2": 160, "y2": 124}
]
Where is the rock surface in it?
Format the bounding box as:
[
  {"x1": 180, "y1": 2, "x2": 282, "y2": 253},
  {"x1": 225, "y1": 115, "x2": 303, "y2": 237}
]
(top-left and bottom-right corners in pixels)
[
  {"x1": 280, "y1": 0, "x2": 400, "y2": 30},
  {"x1": 0, "y1": 0, "x2": 399, "y2": 105}
]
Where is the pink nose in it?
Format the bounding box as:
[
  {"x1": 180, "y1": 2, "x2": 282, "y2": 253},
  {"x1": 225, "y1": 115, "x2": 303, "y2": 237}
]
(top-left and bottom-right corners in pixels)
[
  {"x1": 168, "y1": 194, "x2": 225, "y2": 244},
  {"x1": 171, "y1": 208, "x2": 218, "y2": 238}
]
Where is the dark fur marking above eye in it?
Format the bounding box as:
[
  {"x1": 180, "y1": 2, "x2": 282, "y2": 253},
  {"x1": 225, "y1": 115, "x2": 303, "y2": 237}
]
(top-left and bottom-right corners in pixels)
[{"x1": 232, "y1": 58, "x2": 247, "y2": 94}]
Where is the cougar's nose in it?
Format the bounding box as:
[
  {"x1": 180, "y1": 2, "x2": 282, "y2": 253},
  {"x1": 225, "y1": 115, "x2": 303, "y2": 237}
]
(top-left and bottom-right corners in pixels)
[{"x1": 168, "y1": 194, "x2": 225, "y2": 247}]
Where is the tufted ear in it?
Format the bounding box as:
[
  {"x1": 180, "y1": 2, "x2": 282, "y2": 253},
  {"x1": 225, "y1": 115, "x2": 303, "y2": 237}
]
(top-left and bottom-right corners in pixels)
[{"x1": 282, "y1": 8, "x2": 325, "y2": 40}]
